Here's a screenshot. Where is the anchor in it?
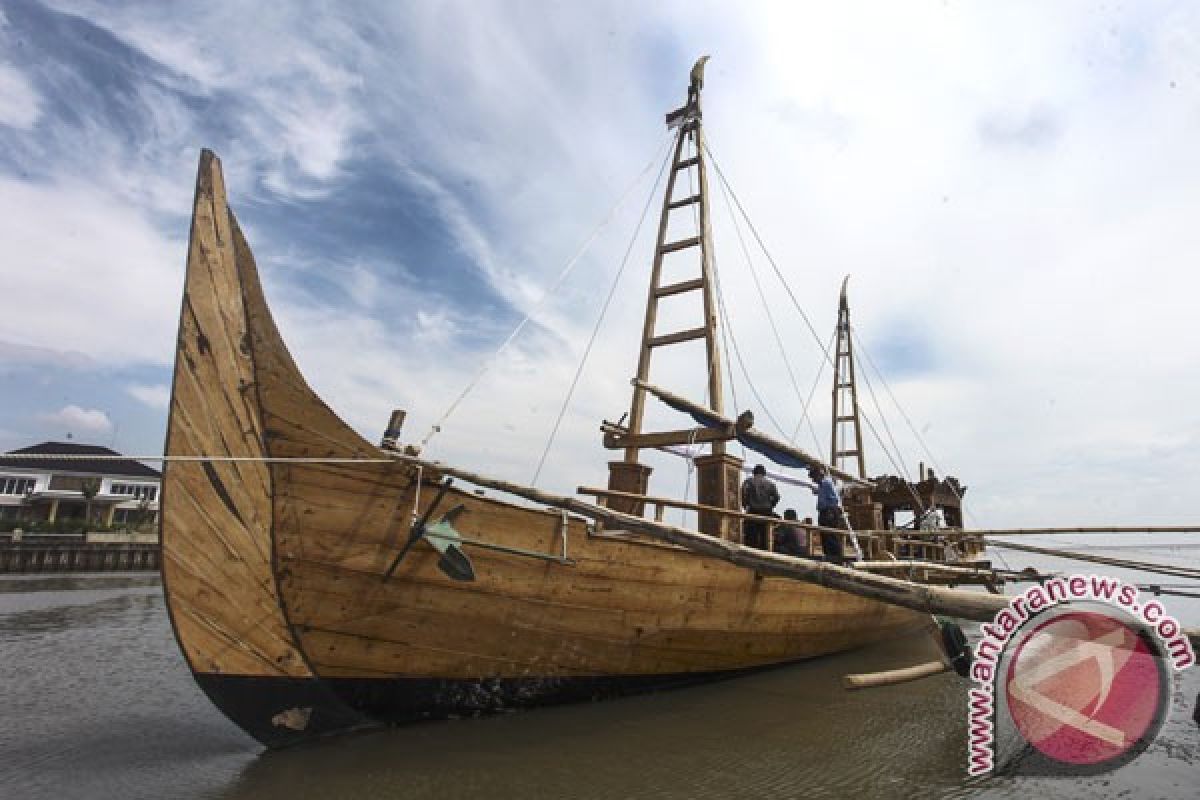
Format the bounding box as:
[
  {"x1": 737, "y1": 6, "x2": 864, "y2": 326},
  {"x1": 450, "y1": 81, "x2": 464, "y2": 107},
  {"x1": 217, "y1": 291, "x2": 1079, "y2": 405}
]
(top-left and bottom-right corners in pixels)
[{"x1": 382, "y1": 478, "x2": 476, "y2": 583}]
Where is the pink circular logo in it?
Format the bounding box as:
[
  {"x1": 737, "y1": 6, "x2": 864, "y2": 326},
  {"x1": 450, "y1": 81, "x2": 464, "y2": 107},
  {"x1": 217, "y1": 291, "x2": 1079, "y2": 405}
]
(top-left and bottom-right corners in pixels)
[{"x1": 1005, "y1": 610, "x2": 1167, "y2": 767}]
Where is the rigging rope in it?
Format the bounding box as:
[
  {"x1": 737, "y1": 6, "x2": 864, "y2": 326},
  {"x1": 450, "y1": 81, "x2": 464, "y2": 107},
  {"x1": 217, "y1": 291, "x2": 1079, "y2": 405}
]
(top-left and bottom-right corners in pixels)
[
  {"x1": 694, "y1": 138, "x2": 727, "y2": 413},
  {"x1": 680, "y1": 426, "x2": 698, "y2": 526},
  {"x1": 530, "y1": 141, "x2": 673, "y2": 484},
  {"x1": 709, "y1": 211, "x2": 746, "y2": 460},
  {"x1": 716, "y1": 284, "x2": 746, "y2": 459},
  {"x1": 703, "y1": 142, "x2": 830, "y2": 360},
  {"x1": 700, "y1": 165, "x2": 739, "y2": 460},
  {"x1": 852, "y1": 329, "x2": 949, "y2": 491},
  {"x1": 684, "y1": 135, "x2": 721, "y2": 409},
  {"x1": 704, "y1": 141, "x2": 924, "y2": 510},
  {"x1": 711, "y1": 270, "x2": 790, "y2": 438},
  {"x1": 848, "y1": 328, "x2": 997, "y2": 554},
  {"x1": 789, "y1": 327, "x2": 835, "y2": 453},
  {"x1": 420, "y1": 134, "x2": 675, "y2": 449},
  {"x1": 712, "y1": 159, "x2": 825, "y2": 457},
  {"x1": 855, "y1": 345, "x2": 913, "y2": 483}
]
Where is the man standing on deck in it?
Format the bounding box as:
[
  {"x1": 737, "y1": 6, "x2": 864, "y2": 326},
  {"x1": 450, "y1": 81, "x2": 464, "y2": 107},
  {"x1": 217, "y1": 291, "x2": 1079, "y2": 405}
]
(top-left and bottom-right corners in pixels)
[
  {"x1": 740, "y1": 464, "x2": 780, "y2": 550},
  {"x1": 807, "y1": 465, "x2": 847, "y2": 563}
]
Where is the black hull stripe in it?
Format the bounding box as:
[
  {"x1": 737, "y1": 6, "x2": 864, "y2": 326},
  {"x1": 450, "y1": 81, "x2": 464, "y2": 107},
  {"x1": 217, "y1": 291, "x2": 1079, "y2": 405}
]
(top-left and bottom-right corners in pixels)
[
  {"x1": 324, "y1": 662, "x2": 795, "y2": 725},
  {"x1": 193, "y1": 673, "x2": 376, "y2": 748},
  {"x1": 199, "y1": 663, "x2": 803, "y2": 745}
]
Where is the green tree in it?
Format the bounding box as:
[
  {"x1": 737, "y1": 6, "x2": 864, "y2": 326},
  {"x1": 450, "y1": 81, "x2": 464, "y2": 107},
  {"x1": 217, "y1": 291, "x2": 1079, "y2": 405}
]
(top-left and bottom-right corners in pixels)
[{"x1": 81, "y1": 478, "x2": 101, "y2": 530}]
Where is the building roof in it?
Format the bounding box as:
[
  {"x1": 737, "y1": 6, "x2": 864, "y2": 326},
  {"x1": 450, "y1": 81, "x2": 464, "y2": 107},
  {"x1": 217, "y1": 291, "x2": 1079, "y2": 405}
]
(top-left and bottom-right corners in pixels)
[{"x1": 0, "y1": 442, "x2": 161, "y2": 479}]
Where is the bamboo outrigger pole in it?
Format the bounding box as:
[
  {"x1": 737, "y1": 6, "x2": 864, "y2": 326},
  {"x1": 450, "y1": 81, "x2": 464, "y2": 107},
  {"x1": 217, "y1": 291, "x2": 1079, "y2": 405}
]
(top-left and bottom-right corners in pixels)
[
  {"x1": 948, "y1": 526, "x2": 1200, "y2": 536},
  {"x1": 989, "y1": 538, "x2": 1200, "y2": 581},
  {"x1": 845, "y1": 658, "x2": 953, "y2": 690},
  {"x1": 386, "y1": 449, "x2": 1006, "y2": 621}
]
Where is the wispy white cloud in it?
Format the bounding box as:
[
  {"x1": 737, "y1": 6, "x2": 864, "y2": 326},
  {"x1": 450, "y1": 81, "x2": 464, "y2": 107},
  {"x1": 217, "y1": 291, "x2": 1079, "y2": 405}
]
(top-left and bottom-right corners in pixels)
[
  {"x1": 0, "y1": 62, "x2": 41, "y2": 130},
  {"x1": 38, "y1": 404, "x2": 113, "y2": 434},
  {"x1": 43, "y1": 0, "x2": 367, "y2": 201},
  {"x1": 0, "y1": 177, "x2": 183, "y2": 365},
  {"x1": 126, "y1": 384, "x2": 170, "y2": 410},
  {"x1": 1, "y1": 1, "x2": 1198, "y2": 530},
  {"x1": 0, "y1": 340, "x2": 93, "y2": 369}
]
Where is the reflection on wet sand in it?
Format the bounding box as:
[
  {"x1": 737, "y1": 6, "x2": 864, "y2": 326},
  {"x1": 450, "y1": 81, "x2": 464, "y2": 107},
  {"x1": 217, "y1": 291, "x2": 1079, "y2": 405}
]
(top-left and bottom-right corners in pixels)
[{"x1": 0, "y1": 572, "x2": 1195, "y2": 800}]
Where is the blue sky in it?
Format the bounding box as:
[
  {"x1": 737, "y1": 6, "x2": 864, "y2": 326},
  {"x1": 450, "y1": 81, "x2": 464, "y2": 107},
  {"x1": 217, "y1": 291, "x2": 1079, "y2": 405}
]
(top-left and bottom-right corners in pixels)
[{"x1": 2, "y1": 1, "x2": 1199, "y2": 528}]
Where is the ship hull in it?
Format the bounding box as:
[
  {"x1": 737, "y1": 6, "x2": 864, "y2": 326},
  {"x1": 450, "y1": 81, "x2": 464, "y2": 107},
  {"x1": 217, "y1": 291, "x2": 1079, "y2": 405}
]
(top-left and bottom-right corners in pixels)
[
  {"x1": 164, "y1": 150, "x2": 927, "y2": 742},
  {"x1": 267, "y1": 466, "x2": 926, "y2": 723}
]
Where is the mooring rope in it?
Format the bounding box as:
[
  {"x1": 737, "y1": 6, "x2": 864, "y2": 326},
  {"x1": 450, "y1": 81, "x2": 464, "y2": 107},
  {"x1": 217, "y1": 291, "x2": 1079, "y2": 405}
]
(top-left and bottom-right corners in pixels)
[{"x1": 0, "y1": 454, "x2": 396, "y2": 464}]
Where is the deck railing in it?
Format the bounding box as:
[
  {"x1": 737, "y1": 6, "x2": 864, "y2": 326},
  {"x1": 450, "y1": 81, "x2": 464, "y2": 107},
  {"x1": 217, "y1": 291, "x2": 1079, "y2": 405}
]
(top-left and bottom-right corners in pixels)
[{"x1": 576, "y1": 486, "x2": 987, "y2": 567}]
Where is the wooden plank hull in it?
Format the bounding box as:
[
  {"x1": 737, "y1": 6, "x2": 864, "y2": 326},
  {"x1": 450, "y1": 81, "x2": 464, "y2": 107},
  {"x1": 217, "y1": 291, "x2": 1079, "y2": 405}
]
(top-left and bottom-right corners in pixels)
[
  {"x1": 267, "y1": 465, "x2": 926, "y2": 722},
  {"x1": 160, "y1": 151, "x2": 371, "y2": 746}
]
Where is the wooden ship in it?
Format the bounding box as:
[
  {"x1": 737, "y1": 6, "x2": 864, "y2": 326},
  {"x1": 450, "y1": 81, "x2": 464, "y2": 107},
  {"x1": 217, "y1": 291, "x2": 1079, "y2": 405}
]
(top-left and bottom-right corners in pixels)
[{"x1": 161, "y1": 59, "x2": 1010, "y2": 748}]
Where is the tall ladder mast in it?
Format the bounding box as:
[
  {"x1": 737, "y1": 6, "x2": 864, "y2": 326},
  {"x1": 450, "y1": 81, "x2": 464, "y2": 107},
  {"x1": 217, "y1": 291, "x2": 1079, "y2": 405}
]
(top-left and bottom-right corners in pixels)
[
  {"x1": 831, "y1": 277, "x2": 867, "y2": 479},
  {"x1": 605, "y1": 57, "x2": 743, "y2": 538}
]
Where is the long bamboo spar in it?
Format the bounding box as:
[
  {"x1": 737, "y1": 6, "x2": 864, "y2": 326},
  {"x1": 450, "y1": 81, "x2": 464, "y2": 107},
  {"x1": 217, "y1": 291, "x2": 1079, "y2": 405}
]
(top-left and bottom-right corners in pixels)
[
  {"x1": 989, "y1": 538, "x2": 1200, "y2": 581},
  {"x1": 387, "y1": 451, "x2": 1006, "y2": 622},
  {"x1": 858, "y1": 526, "x2": 1200, "y2": 538},
  {"x1": 974, "y1": 526, "x2": 1200, "y2": 536}
]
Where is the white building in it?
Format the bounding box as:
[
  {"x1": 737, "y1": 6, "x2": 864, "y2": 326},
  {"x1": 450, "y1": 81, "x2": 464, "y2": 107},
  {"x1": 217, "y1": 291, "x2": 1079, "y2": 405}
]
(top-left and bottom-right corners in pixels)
[{"x1": 0, "y1": 441, "x2": 161, "y2": 530}]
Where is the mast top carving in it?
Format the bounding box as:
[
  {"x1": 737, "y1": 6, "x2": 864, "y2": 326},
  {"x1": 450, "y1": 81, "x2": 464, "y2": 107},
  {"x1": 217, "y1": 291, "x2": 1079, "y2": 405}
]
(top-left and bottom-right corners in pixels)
[{"x1": 690, "y1": 55, "x2": 711, "y2": 91}]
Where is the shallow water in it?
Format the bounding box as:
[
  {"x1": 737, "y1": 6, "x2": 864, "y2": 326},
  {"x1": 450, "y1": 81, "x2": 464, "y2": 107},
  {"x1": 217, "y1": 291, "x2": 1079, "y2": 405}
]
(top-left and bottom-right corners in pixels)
[{"x1": 0, "y1": 566, "x2": 1195, "y2": 800}]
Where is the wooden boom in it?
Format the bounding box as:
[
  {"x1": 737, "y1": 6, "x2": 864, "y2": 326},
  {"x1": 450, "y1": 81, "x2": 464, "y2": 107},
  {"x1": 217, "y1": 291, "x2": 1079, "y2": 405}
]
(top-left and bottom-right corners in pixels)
[{"x1": 635, "y1": 380, "x2": 872, "y2": 487}]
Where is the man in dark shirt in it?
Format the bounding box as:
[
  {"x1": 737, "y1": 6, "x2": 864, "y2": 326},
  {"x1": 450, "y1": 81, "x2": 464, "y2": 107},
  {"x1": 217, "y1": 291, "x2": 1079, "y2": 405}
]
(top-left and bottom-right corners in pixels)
[
  {"x1": 773, "y1": 509, "x2": 809, "y2": 557},
  {"x1": 740, "y1": 464, "x2": 779, "y2": 550}
]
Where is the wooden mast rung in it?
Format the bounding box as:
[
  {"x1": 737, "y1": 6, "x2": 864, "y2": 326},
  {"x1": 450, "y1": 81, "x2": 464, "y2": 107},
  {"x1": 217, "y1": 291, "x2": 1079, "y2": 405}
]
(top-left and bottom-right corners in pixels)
[
  {"x1": 604, "y1": 426, "x2": 735, "y2": 450},
  {"x1": 655, "y1": 278, "x2": 705, "y2": 298},
  {"x1": 659, "y1": 236, "x2": 702, "y2": 254},
  {"x1": 667, "y1": 194, "x2": 702, "y2": 210},
  {"x1": 648, "y1": 327, "x2": 707, "y2": 348}
]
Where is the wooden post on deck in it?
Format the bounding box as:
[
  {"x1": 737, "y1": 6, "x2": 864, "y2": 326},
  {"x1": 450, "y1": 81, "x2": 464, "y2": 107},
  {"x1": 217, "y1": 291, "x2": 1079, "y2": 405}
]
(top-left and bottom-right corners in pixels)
[
  {"x1": 605, "y1": 461, "x2": 654, "y2": 516},
  {"x1": 694, "y1": 453, "x2": 743, "y2": 540}
]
